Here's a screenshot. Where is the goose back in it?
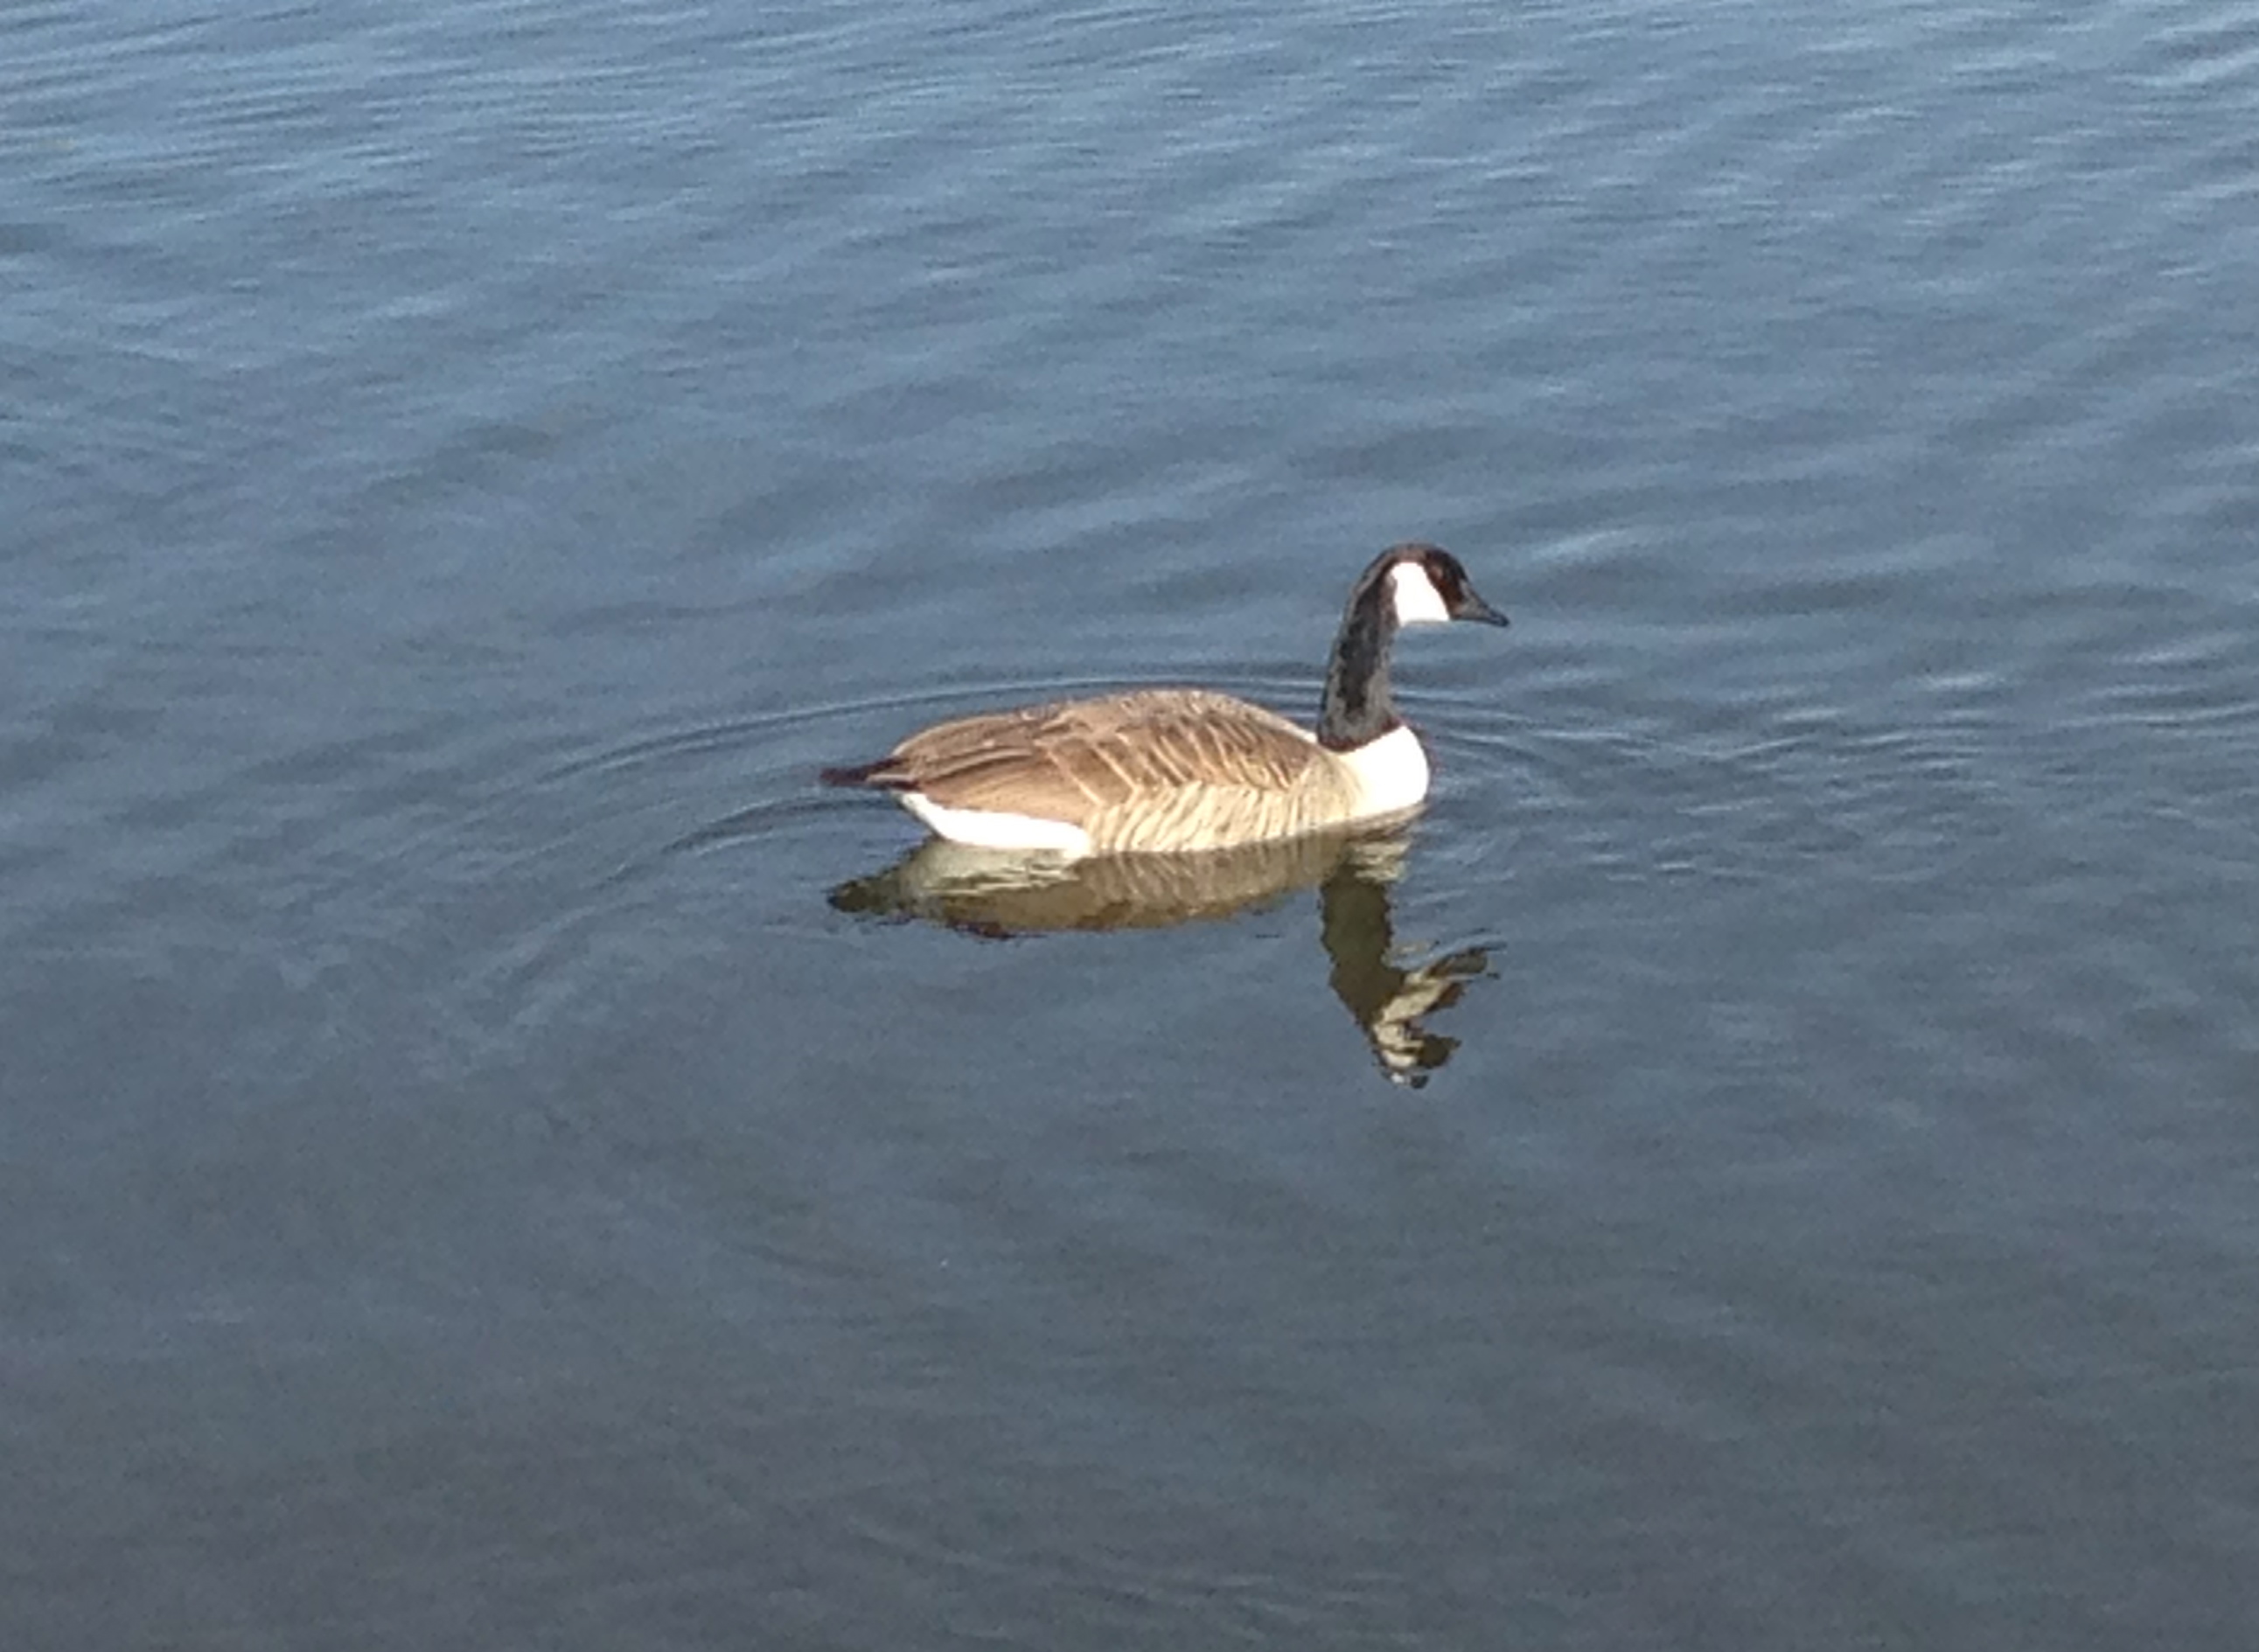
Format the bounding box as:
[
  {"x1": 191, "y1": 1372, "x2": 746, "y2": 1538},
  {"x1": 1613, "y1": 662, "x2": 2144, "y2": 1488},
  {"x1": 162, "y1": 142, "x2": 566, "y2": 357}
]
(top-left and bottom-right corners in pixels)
[{"x1": 864, "y1": 689, "x2": 1369, "y2": 854}]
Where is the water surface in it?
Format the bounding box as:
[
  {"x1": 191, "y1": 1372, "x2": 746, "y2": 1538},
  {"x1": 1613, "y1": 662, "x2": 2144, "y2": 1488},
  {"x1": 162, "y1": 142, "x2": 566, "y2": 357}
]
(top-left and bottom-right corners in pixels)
[{"x1": 6, "y1": 1, "x2": 2258, "y2": 1646}]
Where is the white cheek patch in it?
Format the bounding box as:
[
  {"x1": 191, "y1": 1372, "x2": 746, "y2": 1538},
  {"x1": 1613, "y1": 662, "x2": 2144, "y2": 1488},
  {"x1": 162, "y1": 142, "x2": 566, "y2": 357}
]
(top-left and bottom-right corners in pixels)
[{"x1": 1389, "y1": 561, "x2": 1452, "y2": 626}]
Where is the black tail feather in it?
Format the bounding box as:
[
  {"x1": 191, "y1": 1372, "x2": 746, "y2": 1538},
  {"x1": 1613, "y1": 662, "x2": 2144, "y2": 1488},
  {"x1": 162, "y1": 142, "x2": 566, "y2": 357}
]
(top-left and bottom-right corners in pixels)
[{"x1": 819, "y1": 758, "x2": 903, "y2": 790}]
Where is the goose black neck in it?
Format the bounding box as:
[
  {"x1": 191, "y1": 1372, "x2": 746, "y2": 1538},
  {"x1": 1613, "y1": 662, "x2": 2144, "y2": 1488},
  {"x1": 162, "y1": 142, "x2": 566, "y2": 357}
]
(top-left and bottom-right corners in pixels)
[{"x1": 1317, "y1": 565, "x2": 1402, "y2": 751}]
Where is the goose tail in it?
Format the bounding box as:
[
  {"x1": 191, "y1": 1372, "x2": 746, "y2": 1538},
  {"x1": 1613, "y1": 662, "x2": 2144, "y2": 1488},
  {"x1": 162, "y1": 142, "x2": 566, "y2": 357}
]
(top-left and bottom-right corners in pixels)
[{"x1": 819, "y1": 757, "x2": 908, "y2": 790}]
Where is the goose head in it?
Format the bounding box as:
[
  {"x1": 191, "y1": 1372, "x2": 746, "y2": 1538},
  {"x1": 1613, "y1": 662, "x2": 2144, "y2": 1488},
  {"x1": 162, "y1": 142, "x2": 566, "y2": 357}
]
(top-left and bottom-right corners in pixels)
[{"x1": 1381, "y1": 542, "x2": 1511, "y2": 630}]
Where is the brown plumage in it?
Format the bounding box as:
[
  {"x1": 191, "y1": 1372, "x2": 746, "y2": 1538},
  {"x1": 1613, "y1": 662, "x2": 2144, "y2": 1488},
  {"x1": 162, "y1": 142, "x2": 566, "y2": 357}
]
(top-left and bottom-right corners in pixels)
[{"x1": 827, "y1": 689, "x2": 1364, "y2": 855}]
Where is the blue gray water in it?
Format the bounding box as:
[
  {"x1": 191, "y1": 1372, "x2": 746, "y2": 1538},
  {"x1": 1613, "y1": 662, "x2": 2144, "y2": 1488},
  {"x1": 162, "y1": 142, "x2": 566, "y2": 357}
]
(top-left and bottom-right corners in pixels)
[{"x1": 7, "y1": 1, "x2": 2258, "y2": 1645}]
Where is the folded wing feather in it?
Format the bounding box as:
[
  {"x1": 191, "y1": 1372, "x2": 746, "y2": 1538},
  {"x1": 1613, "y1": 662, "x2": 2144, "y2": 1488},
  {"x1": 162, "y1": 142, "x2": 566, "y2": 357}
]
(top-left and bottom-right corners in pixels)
[{"x1": 889, "y1": 690, "x2": 1331, "y2": 825}]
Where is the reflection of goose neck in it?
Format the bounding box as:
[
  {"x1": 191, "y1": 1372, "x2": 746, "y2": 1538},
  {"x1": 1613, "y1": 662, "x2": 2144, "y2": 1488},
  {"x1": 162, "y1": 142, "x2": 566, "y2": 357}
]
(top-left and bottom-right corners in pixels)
[
  {"x1": 1320, "y1": 845, "x2": 1404, "y2": 1020},
  {"x1": 1319, "y1": 844, "x2": 1488, "y2": 1089}
]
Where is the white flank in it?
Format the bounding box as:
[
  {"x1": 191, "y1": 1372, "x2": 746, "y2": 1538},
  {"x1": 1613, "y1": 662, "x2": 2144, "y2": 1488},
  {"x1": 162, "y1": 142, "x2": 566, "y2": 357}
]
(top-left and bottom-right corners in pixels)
[
  {"x1": 1335, "y1": 723, "x2": 1432, "y2": 815},
  {"x1": 1389, "y1": 560, "x2": 1452, "y2": 626},
  {"x1": 900, "y1": 791, "x2": 1092, "y2": 856}
]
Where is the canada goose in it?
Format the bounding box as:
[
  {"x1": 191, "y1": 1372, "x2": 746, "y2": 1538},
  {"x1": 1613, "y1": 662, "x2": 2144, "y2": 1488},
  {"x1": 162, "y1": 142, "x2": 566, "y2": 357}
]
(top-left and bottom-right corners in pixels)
[{"x1": 820, "y1": 542, "x2": 1509, "y2": 856}]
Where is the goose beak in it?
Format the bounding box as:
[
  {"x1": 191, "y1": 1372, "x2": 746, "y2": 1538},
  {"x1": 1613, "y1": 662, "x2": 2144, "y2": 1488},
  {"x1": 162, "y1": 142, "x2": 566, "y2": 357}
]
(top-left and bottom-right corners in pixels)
[{"x1": 1454, "y1": 592, "x2": 1510, "y2": 627}]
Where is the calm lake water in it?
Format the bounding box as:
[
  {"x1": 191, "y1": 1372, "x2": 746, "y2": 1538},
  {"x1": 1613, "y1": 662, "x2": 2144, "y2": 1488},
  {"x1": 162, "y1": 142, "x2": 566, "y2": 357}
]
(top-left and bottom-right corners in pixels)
[{"x1": 7, "y1": 1, "x2": 2258, "y2": 1645}]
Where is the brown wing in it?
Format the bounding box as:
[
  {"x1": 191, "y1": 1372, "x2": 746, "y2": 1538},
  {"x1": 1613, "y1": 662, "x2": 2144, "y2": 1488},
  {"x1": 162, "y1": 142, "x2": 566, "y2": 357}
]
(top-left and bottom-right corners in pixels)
[{"x1": 883, "y1": 690, "x2": 1328, "y2": 822}]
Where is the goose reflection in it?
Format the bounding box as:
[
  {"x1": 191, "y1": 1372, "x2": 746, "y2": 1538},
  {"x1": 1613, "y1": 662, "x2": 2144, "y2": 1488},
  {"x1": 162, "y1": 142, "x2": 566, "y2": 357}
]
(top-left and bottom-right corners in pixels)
[{"x1": 829, "y1": 826, "x2": 1489, "y2": 1086}]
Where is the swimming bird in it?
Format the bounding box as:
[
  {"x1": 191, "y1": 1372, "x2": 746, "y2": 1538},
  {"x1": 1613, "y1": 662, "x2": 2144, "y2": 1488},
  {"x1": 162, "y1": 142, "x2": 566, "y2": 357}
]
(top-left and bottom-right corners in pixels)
[{"x1": 820, "y1": 542, "x2": 1509, "y2": 857}]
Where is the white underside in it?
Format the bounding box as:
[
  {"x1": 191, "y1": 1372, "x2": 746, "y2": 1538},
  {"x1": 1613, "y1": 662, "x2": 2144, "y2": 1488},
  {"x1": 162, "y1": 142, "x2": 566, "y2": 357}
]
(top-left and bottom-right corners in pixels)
[
  {"x1": 1335, "y1": 723, "x2": 1432, "y2": 815},
  {"x1": 899, "y1": 791, "x2": 1093, "y2": 856}
]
